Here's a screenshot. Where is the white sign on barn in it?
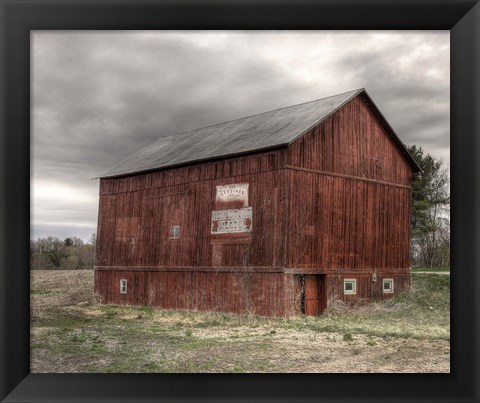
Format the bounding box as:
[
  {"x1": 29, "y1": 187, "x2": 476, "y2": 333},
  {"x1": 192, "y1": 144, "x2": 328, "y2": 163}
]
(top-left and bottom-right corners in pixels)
[
  {"x1": 215, "y1": 183, "x2": 249, "y2": 206},
  {"x1": 211, "y1": 207, "x2": 253, "y2": 234}
]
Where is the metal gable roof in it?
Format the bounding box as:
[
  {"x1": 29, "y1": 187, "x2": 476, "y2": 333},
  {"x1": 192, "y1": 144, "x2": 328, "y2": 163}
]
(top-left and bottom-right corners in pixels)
[{"x1": 98, "y1": 88, "x2": 420, "y2": 178}]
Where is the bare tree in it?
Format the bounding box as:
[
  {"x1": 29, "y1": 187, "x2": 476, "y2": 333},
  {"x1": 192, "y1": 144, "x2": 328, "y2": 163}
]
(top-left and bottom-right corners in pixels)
[{"x1": 88, "y1": 233, "x2": 96, "y2": 245}]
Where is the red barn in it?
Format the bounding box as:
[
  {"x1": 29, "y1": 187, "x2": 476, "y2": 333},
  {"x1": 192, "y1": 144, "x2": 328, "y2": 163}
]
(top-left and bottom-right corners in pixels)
[{"x1": 94, "y1": 88, "x2": 421, "y2": 317}]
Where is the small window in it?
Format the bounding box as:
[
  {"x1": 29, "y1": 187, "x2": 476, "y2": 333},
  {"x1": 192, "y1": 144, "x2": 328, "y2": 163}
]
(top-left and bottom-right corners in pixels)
[
  {"x1": 120, "y1": 279, "x2": 127, "y2": 294},
  {"x1": 383, "y1": 279, "x2": 394, "y2": 293},
  {"x1": 169, "y1": 225, "x2": 180, "y2": 239},
  {"x1": 344, "y1": 279, "x2": 356, "y2": 294}
]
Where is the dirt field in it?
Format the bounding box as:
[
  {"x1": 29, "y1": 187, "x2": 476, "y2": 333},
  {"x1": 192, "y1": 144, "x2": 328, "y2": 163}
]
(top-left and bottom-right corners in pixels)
[{"x1": 30, "y1": 270, "x2": 450, "y2": 373}]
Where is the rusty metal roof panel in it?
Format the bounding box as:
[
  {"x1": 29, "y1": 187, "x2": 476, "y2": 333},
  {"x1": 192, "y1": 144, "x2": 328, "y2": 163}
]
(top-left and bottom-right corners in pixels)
[{"x1": 98, "y1": 89, "x2": 363, "y2": 178}]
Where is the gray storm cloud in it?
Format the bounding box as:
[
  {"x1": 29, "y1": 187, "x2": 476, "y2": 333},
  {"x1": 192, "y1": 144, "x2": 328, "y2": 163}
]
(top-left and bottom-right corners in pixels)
[{"x1": 31, "y1": 31, "x2": 449, "y2": 240}]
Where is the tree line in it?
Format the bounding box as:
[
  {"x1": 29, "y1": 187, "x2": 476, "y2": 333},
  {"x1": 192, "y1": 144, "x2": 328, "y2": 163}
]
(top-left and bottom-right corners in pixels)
[{"x1": 30, "y1": 234, "x2": 96, "y2": 270}]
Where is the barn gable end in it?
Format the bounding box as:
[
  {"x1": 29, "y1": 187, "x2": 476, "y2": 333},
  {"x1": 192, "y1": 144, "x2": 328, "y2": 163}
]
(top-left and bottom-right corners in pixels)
[{"x1": 288, "y1": 95, "x2": 413, "y2": 186}]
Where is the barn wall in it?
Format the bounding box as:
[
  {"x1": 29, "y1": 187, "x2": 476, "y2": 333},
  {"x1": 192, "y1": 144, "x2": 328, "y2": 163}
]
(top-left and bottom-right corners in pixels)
[
  {"x1": 288, "y1": 272, "x2": 409, "y2": 315},
  {"x1": 324, "y1": 273, "x2": 410, "y2": 306},
  {"x1": 287, "y1": 96, "x2": 412, "y2": 186},
  {"x1": 285, "y1": 96, "x2": 412, "y2": 271},
  {"x1": 285, "y1": 169, "x2": 411, "y2": 270},
  {"x1": 94, "y1": 269, "x2": 297, "y2": 317},
  {"x1": 95, "y1": 149, "x2": 288, "y2": 269},
  {"x1": 99, "y1": 150, "x2": 285, "y2": 195}
]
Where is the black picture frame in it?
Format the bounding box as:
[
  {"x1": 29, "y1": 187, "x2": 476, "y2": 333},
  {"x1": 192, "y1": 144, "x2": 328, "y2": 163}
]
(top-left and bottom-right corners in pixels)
[{"x1": 1, "y1": 1, "x2": 479, "y2": 402}]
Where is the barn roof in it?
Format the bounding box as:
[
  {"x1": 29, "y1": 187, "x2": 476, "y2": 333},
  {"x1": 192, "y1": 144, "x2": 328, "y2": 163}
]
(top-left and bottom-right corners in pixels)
[{"x1": 99, "y1": 88, "x2": 421, "y2": 178}]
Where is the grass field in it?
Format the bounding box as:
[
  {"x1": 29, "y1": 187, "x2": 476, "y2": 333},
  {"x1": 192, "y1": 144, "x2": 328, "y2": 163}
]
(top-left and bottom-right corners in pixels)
[
  {"x1": 410, "y1": 267, "x2": 450, "y2": 273},
  {"x1": 30, "y1": 270, "x2": 450, "y2": 373}
]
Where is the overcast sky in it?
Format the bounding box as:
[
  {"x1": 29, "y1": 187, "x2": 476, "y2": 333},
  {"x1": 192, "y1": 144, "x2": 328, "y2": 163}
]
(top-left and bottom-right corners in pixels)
[{"x1": 31, "y1": 31, "x2": 450, "y2": 241}]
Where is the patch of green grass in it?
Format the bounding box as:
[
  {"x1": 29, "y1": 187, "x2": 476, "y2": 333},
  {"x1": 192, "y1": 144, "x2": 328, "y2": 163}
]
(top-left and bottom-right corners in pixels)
[
  {"x1": 133, "y1": 307, "x2": 155, "y2": 320},
  {"x1": 149, "y1": 326, "x2": 168, "y2": 334},
  {"x1": 255, "y1": 363, "x2": 268, "y2": 371},
  {"x1": 31, "y1": 342, "x2": 48, "y2": 349},
  {"x1": 49, "y1": 329, "x2": 110, "y2": 356},
  {"x1": 343, "y1": 333, "x2": 354, "y2": 342},
  {"x1": 229, "y1": 364, "x2": 245, "y2": 373},
  {"x1": 193, "y1": 319, "x2": 222, "y2": 328},
  {"x1": 98, "y1": 305, "x2": 128, "y2": 318},
  {"x1": 104, "y1": 310, "x2": 118, "y2": 319},
  {"x1": 411, "y1": 267, "x2": 450, "y2": 272},
  {"x1": 69, "y1": 332, "x2": 89, "y2": 343},
  {"x1": 31, "y1": 289, "x2": 52, "y2": 295},
  {"x1": 51, "y1": 339, "x2": 109, "y2": 355},
  {"x1": 180, "y1": 337, "x2": 220, "y2": 352},
  {"x1": 137, "y1": 306, "x2": 154, "y2": 315},
  {"x1": 32, "y1": 311, "x2": 93, "y2": 329},
  {"x1": 199, "y1": 359, "x2": 216, "y2": 371},
  {"x1": 142, "y1": 361, "x2": 164, "y2": 372}
]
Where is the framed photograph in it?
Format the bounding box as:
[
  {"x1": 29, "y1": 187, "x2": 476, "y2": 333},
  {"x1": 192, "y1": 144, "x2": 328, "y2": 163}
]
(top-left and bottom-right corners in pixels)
[{"x1": 1, "y1": 1, "x2": 479, "y2": 402}]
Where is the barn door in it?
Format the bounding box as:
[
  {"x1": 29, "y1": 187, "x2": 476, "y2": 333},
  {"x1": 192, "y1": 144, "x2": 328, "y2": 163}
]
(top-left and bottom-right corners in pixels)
[
  {"x1": 304, "y1": 275, "x2": 319, "y2": 315},
  {"x1": 304, "y1": 275, "x2": 326, "y2": 316}
]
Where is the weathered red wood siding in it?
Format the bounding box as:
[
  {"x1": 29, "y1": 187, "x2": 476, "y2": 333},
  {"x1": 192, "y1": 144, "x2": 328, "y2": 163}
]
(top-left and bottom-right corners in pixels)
[
  {"x1": 285, "y1": 171, "x2": 411, "y2": 270},
  {"x1": 286, "y1": 96, "x2": 412, "y2": 271},
  {"x1": 287, "y1": 96, "x2": 412, "y2": 186},
  {"x1": 284, "y1": 96, "x2": 412, "y2": 306},
  {"x1": 96, "y1": 149, "x2": 288, "y2": 269},
  {"x1": 95, "y1": 269, "x2": 296, "y2": 317},
  {"x1": 94, "y1": 149, "x2": 297, "y2": 316},
  {"x1": 323, "y1": 273, "x2": 410, "y2": 306}
]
